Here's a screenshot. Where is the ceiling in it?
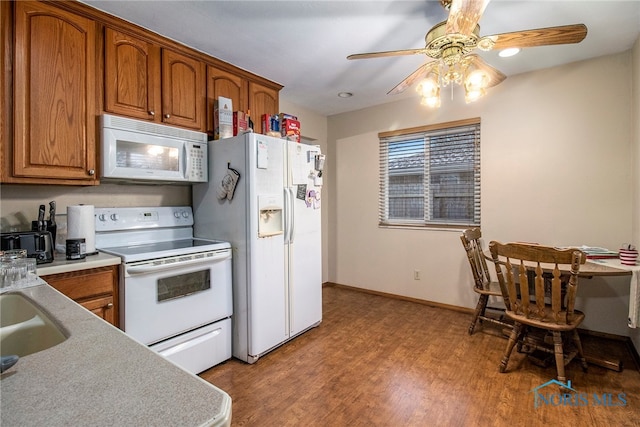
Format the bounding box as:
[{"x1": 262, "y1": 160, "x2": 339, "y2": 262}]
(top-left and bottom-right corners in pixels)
[{"x1": 81, "y1": 1, "x2": 640, "y2": 117}]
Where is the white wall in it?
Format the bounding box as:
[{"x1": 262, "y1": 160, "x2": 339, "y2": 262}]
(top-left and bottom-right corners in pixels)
[{"x1": 327, "y1": 50, "x2": 637, "y2": 336}]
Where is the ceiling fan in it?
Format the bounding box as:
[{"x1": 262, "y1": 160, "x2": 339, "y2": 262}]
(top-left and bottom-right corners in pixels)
[{"x1": 347, "y1": 0, "x2": 587, "y2": 107}]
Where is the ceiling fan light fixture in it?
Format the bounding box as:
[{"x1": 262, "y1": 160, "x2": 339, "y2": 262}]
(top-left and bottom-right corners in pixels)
[
  {"x1": 464, "y1": 87, "x2": 486, "y2": 104},
  {"x1": 416, "y1": 76, "x2": 439, "y2": 97},
  {"x1": 464, "y1": 68, "x2": 489, "y2": 89},
  {"x1": 347, "y1": 1, "x2": 587, "y2": 110},
  {"x1": 440, "y1": 62, "x2": 464, "y2": 86},
  {"x1": 420, "y1": 94, "x2": 442, "y2": 109},
  {"x1": 416, "y1": 73, "x2": 441, "y2": 108},
  {"x1": 463, "y1": 66, "x2": 489, "y2": 104},
  {"x1": 498, "y1": 47, "x2": 521, "y2": 58}
]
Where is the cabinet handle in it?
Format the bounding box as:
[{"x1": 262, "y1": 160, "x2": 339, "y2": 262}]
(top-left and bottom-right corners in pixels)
[
  {"x1": 88, "y1": 169, "x2": 95, "y2": 176},
  {"x1": 149, "y1": 111, "x2": 155, "y2": 116},
  {"x1": 106, "y1": 302, "x2": 114, "y2": 308},
  {"x1": 164, "y1": 114, "x2": 171, "y2": 119}
]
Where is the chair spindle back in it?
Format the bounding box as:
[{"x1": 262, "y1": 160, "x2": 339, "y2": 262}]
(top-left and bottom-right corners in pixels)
[
  {"x1": 489, "y1": 242, "x2": 584, "y2": 324},
  {"x1": 460, "y1": 228, "x2": 492, "y2": 292}
]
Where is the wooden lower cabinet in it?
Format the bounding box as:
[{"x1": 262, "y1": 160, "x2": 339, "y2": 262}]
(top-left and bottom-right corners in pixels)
[
  {"x1": 79, "y1": 294, "x2": 116, "y2": 325},
  {"x1": 41, "y1": 266, "x2": 119, "y2": 327}
]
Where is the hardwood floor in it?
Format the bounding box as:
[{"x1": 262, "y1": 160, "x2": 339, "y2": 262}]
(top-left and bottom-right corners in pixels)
[{"x1": 200, "y1": 285, "x2": 640, "y2": 426}]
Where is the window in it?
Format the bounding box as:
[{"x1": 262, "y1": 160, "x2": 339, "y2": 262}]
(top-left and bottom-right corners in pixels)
[{"x1": 378, "y1": 118, "x2": 480, "y2": 228}]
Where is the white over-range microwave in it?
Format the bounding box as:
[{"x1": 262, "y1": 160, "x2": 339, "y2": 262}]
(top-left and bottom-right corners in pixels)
[{"x1": 100, "y1": 114, "x2": 208, "y2": 184}]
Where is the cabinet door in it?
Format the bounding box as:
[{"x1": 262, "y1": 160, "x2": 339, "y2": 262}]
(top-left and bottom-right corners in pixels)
[
  {"x1": 161, "y1": 49, "x2": 205, "y2": 131},
  {"x1": 42, "y1": 266, "x2": 118, "y2": 327},
  {"x1": 80, "y1": 295, "x2": 115, "y2": 325},
  {"x1": 248, "y1": 81, "x2": 279, "y2": 134},
  {"x1": 104, "y1": 28, "x2": 161, "y2": 121},
  {"x1": 206, "y1": 65, "x2": 247, "y2": 134},
  {"x1": 13, "y1": 1, "x2": 97, "y2": 182}
]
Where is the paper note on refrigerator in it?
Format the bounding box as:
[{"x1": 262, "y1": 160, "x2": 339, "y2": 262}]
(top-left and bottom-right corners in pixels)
[
  {"x1": 257, "y1": 140, "x2": 268, "y2": 169},
  {"x1": 291, "y1": 146, "x2": 308, "y2": 184}
]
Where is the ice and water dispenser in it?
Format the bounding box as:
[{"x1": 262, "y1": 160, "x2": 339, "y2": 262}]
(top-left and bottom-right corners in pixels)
[{"x1": 258, "y1": 195, "x2": 283, "y2": 238}]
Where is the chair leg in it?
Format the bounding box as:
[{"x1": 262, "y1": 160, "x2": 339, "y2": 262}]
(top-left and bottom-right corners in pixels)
[
  {"x1": 552, "y1": 331, "x2": 567, "y2": 383},
  {"x1": 499, "y1": 322, "x2": 522, "y2": 373},
  {"x1": 572, "y1": 329, "x2": 588, "y2": 372},
  {"x1": 468, "y1": 294, "x2": 488, "y2": 335}
]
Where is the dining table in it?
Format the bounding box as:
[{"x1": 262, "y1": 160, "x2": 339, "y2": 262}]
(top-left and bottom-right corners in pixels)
[{"x1": 576, "y1": 258, "x2": 639, "y2": 371}]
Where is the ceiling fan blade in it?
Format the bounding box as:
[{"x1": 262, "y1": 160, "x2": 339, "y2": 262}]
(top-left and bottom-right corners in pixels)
[
  {"x1": 347, "y1": 48, "x2": 427, "y2": 60},
  {"x1": 465, "y1": 54, "x2": 505, "y2": 88},
  {"x1": 445, "y1": 0, "x2": 490, "y2": 36},
  {"x1": 387, "y1": 61, "x2": 438, "y2": 95},
  {"x1": 485, "y1": 24, "x2": 587, "y2": 51}
]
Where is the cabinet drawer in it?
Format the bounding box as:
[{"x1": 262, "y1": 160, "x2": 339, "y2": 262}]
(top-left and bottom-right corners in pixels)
[{"x1": 42, "y1": 266, "x2": 116, "y2": 301}]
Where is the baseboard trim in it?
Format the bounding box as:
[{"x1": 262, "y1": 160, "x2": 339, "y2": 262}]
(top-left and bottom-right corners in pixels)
[
  {"x1": 577, "y1": 328, "x2": 640, "y2": 371},
  {"x1": 322, "y1": 281, "x2": 640, "y2": 372},
  {"x1": 627, "y1": 339, "x2": 640, "y2": 371},
  {"x1": 323, "y1": 282, "x2": 474, "y2": 315}
]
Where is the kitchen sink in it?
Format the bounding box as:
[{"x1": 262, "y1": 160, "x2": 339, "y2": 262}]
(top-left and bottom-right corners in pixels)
[{"x1": 0, "y1": 293, "x2": 68, "y2": 358}]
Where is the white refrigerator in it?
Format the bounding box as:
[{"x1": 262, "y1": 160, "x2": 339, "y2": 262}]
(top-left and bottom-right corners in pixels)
[{"x1": 193, "y1": 133, "x2": 323, "y2": 363}]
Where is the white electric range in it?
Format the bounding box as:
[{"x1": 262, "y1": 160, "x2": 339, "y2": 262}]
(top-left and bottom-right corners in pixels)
[{"x1": 95, "y1": 206, "x2": 232, "y2": 374}]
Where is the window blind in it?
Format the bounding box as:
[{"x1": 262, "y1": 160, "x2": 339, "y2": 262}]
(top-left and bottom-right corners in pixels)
[{"x1": 379, "y1": 119, "x2": 481, "y2": 228}]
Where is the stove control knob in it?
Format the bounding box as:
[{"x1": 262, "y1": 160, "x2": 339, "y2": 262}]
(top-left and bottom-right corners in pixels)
[
  {"x1": 181, "y1": 211, "x2": 189, "y2": 218},
  {"x1": 98, "y1": 214, "x2": 107, "y2": 222},
  {"x1": 174, "y1": 211, "x2": 181, "y2": 218},
  {"x1": 110, "y1": 214, "x2": 119, "y2": 221}
]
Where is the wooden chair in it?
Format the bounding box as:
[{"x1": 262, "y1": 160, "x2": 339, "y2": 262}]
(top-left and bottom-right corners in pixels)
[
  {"x1": 460, "y1": 228, "x2": 511, "y2": 335},
  {"x1": 488, "y1": 241, "x2": 588, "y2": 384}
]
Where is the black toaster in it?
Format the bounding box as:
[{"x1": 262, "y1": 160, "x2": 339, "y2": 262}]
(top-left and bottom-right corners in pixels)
[{"x1": 1, "y1": 231, "x2": 54, "y2": 264}]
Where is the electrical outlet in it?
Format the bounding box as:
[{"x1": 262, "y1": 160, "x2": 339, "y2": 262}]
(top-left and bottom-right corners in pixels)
[{"x1": 414, "y1": 270, "x2": 421, "y2": 280}]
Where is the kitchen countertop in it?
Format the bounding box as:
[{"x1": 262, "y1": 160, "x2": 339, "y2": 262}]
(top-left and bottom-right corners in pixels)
[
  {"x1": 36, "y1": 251, "x2": 122, "y2": 276},
  {"x1": 0, "y1": 281, "x2": 232, "y2": 426}
]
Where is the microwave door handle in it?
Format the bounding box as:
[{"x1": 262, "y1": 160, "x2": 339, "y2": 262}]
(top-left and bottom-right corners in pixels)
[
  {"x1": 182, "y1": 143, "x2": 189, "y2": 178},
  {"x1": 126, "y1": 252, "x2": 231, "y2": 275}
]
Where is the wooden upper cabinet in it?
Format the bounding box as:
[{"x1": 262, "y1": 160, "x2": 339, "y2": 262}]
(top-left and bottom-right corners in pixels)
[
  {"x1": 206, "y1": 65, "x2": 248, "y2": 134},
  {"x1": 104, "y1": 28, "x2": 160, "y2": 121},
  {"x1": 248, "y1": 81, "x2": 279, "y2": 134},
  {"x1": 103, "y1": 30, "x2": 205, "y2": 131},
  {"x1": 161, "y1": 49, "x2": 205, "y2": 131},
  {"x1": 11, "y1": 1, "x2": 97, "y2": 183}
]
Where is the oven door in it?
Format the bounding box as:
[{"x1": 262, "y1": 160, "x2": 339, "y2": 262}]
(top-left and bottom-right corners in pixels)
[{"x1": 121, "y1": 249, "x2": 232, "y2": 345}]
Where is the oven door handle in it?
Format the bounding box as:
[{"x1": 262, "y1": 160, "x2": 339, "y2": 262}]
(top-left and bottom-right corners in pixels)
[{"x1": 126, "y1": 252, "x2": 231, "y2": 275}]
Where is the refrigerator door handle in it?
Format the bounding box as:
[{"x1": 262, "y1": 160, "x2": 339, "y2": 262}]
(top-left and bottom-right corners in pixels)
[
  {"x1": 288, "y1": 187, "x2": 295, "y2": 244},
  {"x1": 283, "y1": 187, "x2": 291, "y2": 243}
]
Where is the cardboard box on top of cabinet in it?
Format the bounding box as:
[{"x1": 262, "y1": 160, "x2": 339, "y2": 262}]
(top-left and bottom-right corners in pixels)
[
  {"x1": 260, "y1": 113, "x2": 301, "y2": 142},
  {"x1": 214, "y1": 96, "x2": 233, "y2": 140},
  {"x1": 233, "y1": 111, "x2": 248, "y2": 136},
  {"x1": 281, "y1": 118, "x2": 300, "y2": 142},
  {"x1": 261, "y1": 114, "x2": 281, "y2": 137}
]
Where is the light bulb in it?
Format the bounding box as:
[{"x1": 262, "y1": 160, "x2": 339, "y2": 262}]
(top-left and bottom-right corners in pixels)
[
  {"x1": 416, "y1": 77, "x2": 438, "y2": 98},
  {"x1": 421, "y1": 95, "x2": 441, "y2": 108},
  {"x1": 465, "y1": 70, "x2": 489, "y2": 89},
  {"x1": 464, "y1": 87, "x2": 486, "y2": 103}
]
